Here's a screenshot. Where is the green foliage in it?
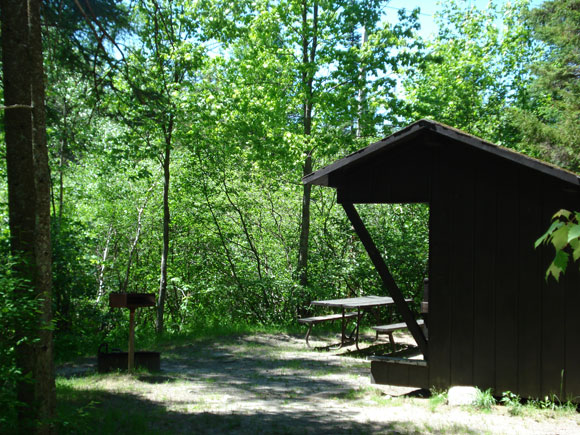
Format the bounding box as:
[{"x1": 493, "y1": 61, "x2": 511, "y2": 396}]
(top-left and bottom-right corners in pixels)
[
  {"x1": 473, "y1": 388, "x2": 496, "y2": 411},
  {"x1": 35, "y1": 0, "x2": 432, "y2": 342},
  {"x1": 52, "y1": 218, "x2": 99, "y2": 330},
  {"x1": 513, "y1": 0, "x2": 580, "y2": 171},
  {"x1": 527, "y1": 395, "x2": 578, "y2": 415},
  {"x1": 402, "y1": 0, "x2": 534, "y2": 147},
  {"x1": 0, "y1": 258, "x2": 43, "y2": 426},
  {"x1": 501, "y1": 391, "x2": 524, "y2": 416},
  {"x1": 428, "y1": 388, "x2": 448, "y2": 412},
  {"x1": 535, "y1": 209, "x2": 580, "y2": 281},
  {"x1": 9, "y1": 0, "x2": 579, "y2": 375},
  {"x1": 351, "y1": 203, "x2": 429, "y2": 310}
]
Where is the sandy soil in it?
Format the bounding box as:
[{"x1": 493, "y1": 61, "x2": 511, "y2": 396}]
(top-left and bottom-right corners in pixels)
[{"x1": 57, "y1": 331, "x2": 580, "y2": 434}]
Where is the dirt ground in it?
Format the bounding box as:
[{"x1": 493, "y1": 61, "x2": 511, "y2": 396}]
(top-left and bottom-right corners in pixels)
[{"x1": 57, "y1": 331, "x2": 580, "y2": 434}]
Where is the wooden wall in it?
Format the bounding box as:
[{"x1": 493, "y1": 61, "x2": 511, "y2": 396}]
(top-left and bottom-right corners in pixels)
[
  {"x1": 334, "y1": 136, "x2": 433, "y2": 204},
  {"x1": 428, "y1": 139, "x2": 580, "y2": 400},
  {"x1": 333, "y1": 133, "x2": 580, "y2": 400}
]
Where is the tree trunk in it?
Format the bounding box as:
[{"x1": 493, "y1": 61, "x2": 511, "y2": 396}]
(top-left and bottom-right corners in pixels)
[
  {"x1": 57, "y1": 99, "x2": 67, "y2": 226},
  {"x1": 96, "y1": 225, "x2": 113, "y2": 302},
  {"x1": 357, "y1": 25, "x2": 368, "y2": 138},
  {"x1": 29, "y1": 0, "x2": 56, "y2": 428},
  {"x1": 297, "y1": 0, "x2": 318, "y2": 290},
  {"x1": 1, "y1": 0, "x2": 56, "y2": 431},
  {"x1": 156, "y1": 118, "x2": 172, "y2": 334},
  {"x1": 120, "y1": 184, "x2": 155, "y2": 293},
  {"x1": 297, "y1": 154, "x2": 312, "y2": 287}
]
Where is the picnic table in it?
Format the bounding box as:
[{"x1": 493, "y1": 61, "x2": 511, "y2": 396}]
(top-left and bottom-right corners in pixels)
[{"x1": 300, "y1": 295, "x2": 404, "y2": 350}]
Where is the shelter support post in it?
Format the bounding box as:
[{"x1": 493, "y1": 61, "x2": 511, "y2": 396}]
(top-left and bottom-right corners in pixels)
[{"x1": 341, "y1": 202, "x2": 429, "y2": 359}]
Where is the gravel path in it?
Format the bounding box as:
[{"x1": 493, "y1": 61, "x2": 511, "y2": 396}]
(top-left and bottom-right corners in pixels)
[{"x1": 57, "y1": 332, "x2": 580, "y2": 434}]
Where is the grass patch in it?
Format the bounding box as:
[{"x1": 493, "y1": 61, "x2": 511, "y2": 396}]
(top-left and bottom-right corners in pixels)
[
  {"x1": 473, "y1": 388, "x2": 496, "y2": 412},
  {"x1": 499, "y1": 390, "x2": 578, "y2": 418},
  {"x1": 428, "y1": 388, "x2": 448, "y2": 412},
  {"x1": 56, "y1": 320, "x2": 297, "y2": 364},
  {"x1": 524, "y1": 395, "x2": 578, "y2": 418},
  {"x1": 55, "y1": 377, "x2": 158, "y2": 434},
  {"x1": 332, "y1": 386, "x2": 397, "y2": 406}
]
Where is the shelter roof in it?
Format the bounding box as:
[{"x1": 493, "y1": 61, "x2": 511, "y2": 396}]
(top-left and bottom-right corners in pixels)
[{"x1": 302, "y1": 119, "x2": 580, "y2": 187}]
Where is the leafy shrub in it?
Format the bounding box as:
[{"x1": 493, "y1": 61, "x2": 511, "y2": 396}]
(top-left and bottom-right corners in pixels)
[
  {"x1": 501, "y1": 391, "x2": 523, "y2": 416},
  {"x1": 0, "y1": 258, "x2": 42, "y2": 426}
]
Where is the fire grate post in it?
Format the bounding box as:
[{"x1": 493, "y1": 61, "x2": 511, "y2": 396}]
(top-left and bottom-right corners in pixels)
[{"x1": 108, "y1": 293, "x2": 156, "y2": 372}]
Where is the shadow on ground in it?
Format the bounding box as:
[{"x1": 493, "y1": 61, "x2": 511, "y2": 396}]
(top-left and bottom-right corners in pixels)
[
  {"x1": 55, "y1": 387, "x2": 430, "y2": 435},
  {"x1": 55, "y1": 334, "x2": 443, "y2": 434}
]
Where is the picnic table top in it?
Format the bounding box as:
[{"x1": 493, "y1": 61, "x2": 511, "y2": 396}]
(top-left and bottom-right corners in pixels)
[{"x1": 310, "y1": 295, "x2": 395, "y2": 309}]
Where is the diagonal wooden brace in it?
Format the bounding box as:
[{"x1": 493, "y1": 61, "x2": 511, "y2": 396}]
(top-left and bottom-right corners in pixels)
[{"x1": 341, "y1": 202, "x2": 429, "y2": 360}]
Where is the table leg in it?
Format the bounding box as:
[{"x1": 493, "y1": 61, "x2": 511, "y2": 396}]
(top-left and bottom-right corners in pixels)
[
  {"x1": 373, "y1": 307, "x2": 380, "y2": 342},
  {"x1": 388, "y1": 332, "x2": 397, "y2": 352},
  {"x1": 339, "y1": 307, "x2": 346, "y2": 349},
  {"x1": 355, "y1": 308, "x2": 362, "y2": 350},
  {"x1": 304, "y1": 324, "x2": 314, "y2": 348}
]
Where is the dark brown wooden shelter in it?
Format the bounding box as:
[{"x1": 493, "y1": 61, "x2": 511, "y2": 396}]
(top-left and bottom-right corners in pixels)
[{"x1": 303, "y1": 119, "x2": 580, "y2": 400}]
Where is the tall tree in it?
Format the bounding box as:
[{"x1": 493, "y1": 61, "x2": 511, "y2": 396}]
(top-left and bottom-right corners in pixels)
[
  {"x1": 1, "y1": 0, "x2": 55, "y2": 431},
  {"x1": 514, "y1": 0, "x2": 580, "y2": 171},
  {"x1": 269, "y1": 0, "x2": 425, "y2": 295},
  {"x1": 112, "y1": 0, "x2": 206, "y2": 333},
  {"x1": 296, "y1": 0, "x2": 318, "y2": 290},
  {"x1": 528, "y1": 1, "x2": 580, "y2": 281},
  {"x1": 402, "y1": 0, "x2": 533, "y2": 146}
]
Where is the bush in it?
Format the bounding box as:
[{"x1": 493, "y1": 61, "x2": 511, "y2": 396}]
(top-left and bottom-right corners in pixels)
[
  {"x1": 501, "y1": 391, "x2": 523, "y2": 416},
  {"x1": 0, "y1": 258, "x2": 42, "y2": 426}
]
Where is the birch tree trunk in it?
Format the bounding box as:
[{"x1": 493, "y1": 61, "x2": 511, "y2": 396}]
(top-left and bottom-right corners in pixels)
[
  {"x1": 96, "y1": 225, "x2": 113, "y2": 302},
  {"x1": 156, "y1": 119, "x2": 172, "y2": 334}
]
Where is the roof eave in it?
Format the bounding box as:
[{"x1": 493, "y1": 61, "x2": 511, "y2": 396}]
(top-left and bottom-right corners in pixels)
[{"x1": 302, "y1": 119, "x2": 580, "y2": 188}]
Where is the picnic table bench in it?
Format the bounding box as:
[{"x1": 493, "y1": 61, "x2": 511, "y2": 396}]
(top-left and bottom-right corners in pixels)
[
  {"x1": 372, "y1": 318, "x2": 425, "y2": 352},
  {"x1": 298, "y1": 296, "x2": 413, "y2": 349},
  {"x1": 298, "y1": 312, "x2": 358, "y2": 347}
]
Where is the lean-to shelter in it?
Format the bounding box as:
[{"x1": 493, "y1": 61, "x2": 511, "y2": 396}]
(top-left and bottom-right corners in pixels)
[{"x1": 303, "y1": 119, "x2": 580, "y2": 400}]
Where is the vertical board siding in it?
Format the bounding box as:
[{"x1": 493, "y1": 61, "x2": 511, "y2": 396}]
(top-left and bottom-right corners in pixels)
[
  {"x1": 371, "y1": 361, "x2": 429, "y2": 389},
  {"x1": 565, "y1": 259, "x2": 580, "y2": 400},
  {"x1": 494, "y1": 160, "x2": 519, "y2": 394},
  {"x1": 472, "y1": 157, "x2": 497, "y2": 389},
  {"x1": 449, "y1": 147, "x2": 475, "y2": 386},
  {"x1": 516, "y1": 168, "x2": 543, "y2": 399},
  {"x1": 428, "y1": 146, "x2": 452, "y2": 388},
  {"x1": 338, "y1": 145, "x2": 431, "y2": 203},
  {"x1": 540, "y1": 188, "x2": 569, "y2": 398},
  {"x1": 559, "y1": 190, "x2": 580, "y2": 400}
]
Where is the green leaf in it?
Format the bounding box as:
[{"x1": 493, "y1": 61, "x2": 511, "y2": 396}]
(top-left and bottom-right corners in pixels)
[
  {"x1": 555, "y1": 249, "x2": 570, "y2": 271},
  {"x1": 546, "y1": 250, "x2": 569, "y2": 282},
  {"x1": 566, "y1": 223, "x2": 580, "y2": 243},
  {"x1": 552, "y1": 209, "x2": 572, "y2": 220},
  {"x1": 571, "y1": 239, "x2": 580, "y2": 262},
  {"x1": 535, "y1": 221, "x2": 563, "y2": 248},
  {"x1": 550, "y1": 224, "x2": 569, "y2": 251}
]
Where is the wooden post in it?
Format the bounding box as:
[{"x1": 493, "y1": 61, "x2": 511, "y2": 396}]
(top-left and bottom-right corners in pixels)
[
  {"x1": 341, "y1": 202, "x2": 429, "y2": 359},
  {"x1": 128, "y1": 308, "x2": 135, "y2": 371}
]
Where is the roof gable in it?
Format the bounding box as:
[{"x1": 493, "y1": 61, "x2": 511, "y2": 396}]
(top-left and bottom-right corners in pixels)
[{"x1": 303, "y1": 119, "x2": 580, "y2": 187}]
